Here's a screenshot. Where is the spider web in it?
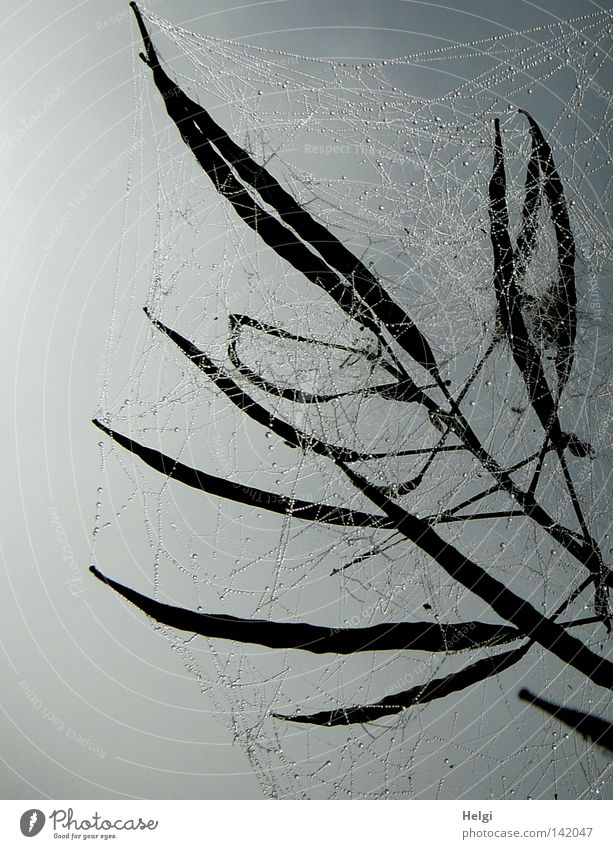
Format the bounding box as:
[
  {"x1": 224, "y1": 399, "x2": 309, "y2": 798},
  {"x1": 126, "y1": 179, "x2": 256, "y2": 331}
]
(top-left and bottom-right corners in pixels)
[{"x1": 92, "y1": 7, "x2": 612, "y2": 799}]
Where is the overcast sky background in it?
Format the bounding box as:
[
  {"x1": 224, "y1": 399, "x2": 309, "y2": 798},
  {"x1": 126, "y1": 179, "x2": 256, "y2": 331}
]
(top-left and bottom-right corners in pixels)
[{"x1": 0, "y1": 0, "x2": 611, "y2": 801}]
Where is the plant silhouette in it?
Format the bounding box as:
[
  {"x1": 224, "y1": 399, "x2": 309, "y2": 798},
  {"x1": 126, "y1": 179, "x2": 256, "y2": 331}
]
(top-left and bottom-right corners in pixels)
[{"x1": 92, "y1": 3, "x2": 612, "y2": 751}]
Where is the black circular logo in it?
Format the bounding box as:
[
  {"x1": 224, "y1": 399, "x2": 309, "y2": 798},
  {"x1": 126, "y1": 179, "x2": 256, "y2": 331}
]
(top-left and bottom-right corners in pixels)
[{"x1": 20, "y1": 810, "x2": 45, "y2": 837}]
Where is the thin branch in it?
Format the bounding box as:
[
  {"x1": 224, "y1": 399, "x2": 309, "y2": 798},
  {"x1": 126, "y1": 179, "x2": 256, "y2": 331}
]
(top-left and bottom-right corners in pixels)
[
  {"x1": 433, "y1": 510, "x2": 526, "y2": 524},
  {"x1": 335, "y1": 460, "x2": 613, "y2": 690}
]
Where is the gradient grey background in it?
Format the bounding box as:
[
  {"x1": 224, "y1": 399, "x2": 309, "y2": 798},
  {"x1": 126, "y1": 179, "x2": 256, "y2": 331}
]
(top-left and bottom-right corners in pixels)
[{"x1": 1, "y1": 0, "x2": 610, "y2": 800}]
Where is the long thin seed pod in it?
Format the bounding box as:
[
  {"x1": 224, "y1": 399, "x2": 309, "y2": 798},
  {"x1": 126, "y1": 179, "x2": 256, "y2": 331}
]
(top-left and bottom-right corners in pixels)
[
  {"x1": 275, "y1": 644, "x2": 531, "y2": 725},
  {"x1": 489, "y1": 119, "x2": 564, "y2": 448},
  {"x1": 227, "y1": 313, "x2": 398, "y2": 376},
  {"x1": 92, "y1": 419, "x2": 393, "y2": 529},
  {"x1": 130, "y1": 2, "x2": 440, "y2": 379},
  {"x1": 227, "y1": 337, "x2": 377, "y2": 404},
  {"x1": 90, "y1": 565, "x2": 522, "y2": 654},
  {"x1": 149, "y1": 310, "x2": 432, "y2": 460},
  {"x1": 519, "y1": 109, "x2": 577, "y2": 398},
  {"x1": 512, "y1": 128, "x2": 542, "y2": 283},
  {"x1": 228, "y1": 314, "x2": 425, "y2": 404},
  {"x1": 490, "y1": 116, "x2": 590, "y2": 457},
  {"x1": 130, "y1": 8, "x2": 399, "y2": 373},
  {"x1": 512, "y1": 114, "x2": 589, "y2": 462},
  {"x1": 147, "y1": 310, "x2": 393, "y2": 461}
]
